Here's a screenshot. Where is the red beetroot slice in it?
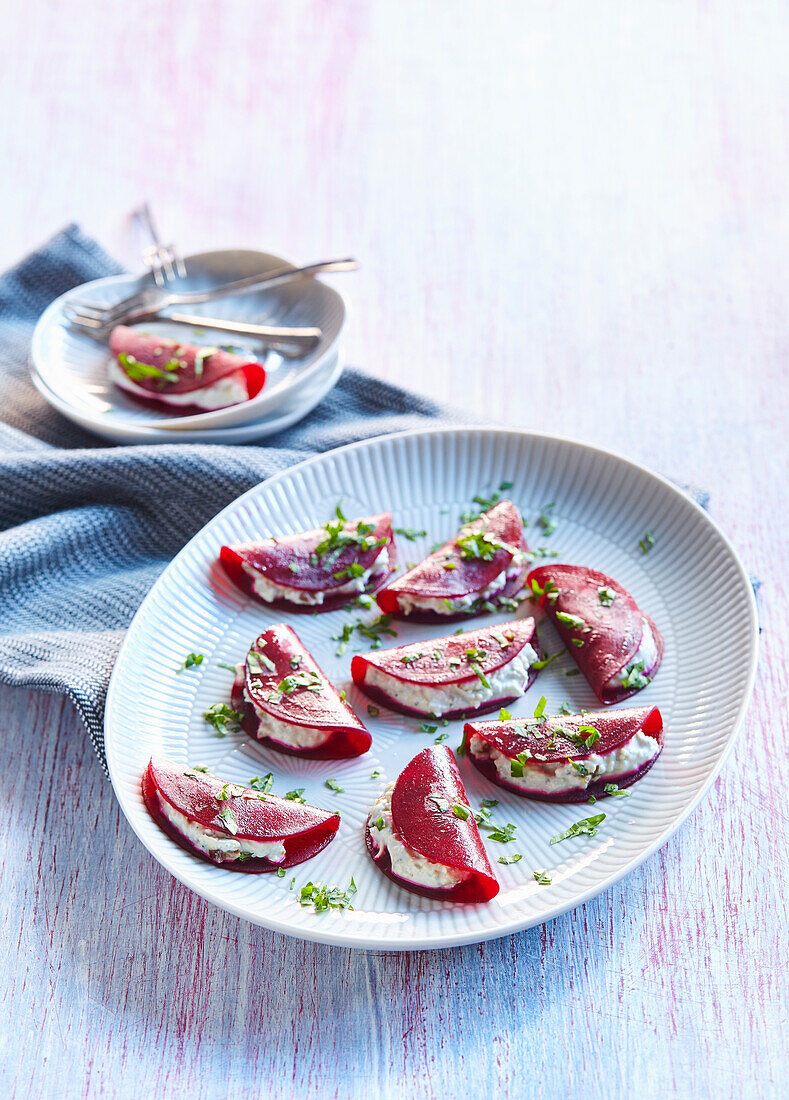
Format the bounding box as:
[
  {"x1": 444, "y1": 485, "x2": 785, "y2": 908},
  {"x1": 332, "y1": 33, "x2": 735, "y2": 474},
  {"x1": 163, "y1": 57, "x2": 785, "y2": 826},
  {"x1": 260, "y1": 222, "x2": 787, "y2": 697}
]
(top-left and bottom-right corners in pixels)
[
  {"x1": 463, "y1": 706, "x2": 663, "y2": 803},
  {"x1": 351, "y1": 617, "x2": 541, "y2": 719},
  {"x1": 109, "y1": 325, "x2": 265, "y2": 402},
  {"x1": 235, "y1": 624, "x2": 371, "y2": 759},
  {"x1": 376, "y1": 501, "x2": 529, "y2": 621},
  {"x1": 142, "y1": 757, "x2": 340, "y2": 872},
  {"x1": 366, "y1": 746, "x2": 499, "y2": 902},
  {"x1": 528, "y1": 563, "x2": 664, "y2": 704},
  {"x1": 220, "y1": 512, "x2": 396, "y2": 613}
]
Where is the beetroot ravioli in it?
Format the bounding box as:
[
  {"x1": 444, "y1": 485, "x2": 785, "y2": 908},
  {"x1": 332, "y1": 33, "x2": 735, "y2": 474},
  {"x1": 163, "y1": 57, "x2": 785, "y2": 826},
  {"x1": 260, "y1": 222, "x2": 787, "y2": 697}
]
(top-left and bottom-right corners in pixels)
[
  {"x1": 142, "y1": 758, "x2": 340, "y2": 871},
  {"x1": 376, "y1": 501, "x2": 529, "y2": 621},
  {"x1": 351, "y1": 618, "x2": 542, "y2": 719},
  {"x1": 231, "y1": 625, "x2": 371, "y2": 759},
  {"x1": 463, "y1": 706, "x2": 663, "y2": 802},
  {"x1": 109, "y1": 326, "x2": 265, "y2": 413},
  {"x1": 528, "y1": 564, "x2": 664, "y2": 704},
  {"x1": 220, "y1": 509, "x2": 395, "y2": 613},
  {"x1": 366, "y1": 746, "x2": 499, "y2": 902}
]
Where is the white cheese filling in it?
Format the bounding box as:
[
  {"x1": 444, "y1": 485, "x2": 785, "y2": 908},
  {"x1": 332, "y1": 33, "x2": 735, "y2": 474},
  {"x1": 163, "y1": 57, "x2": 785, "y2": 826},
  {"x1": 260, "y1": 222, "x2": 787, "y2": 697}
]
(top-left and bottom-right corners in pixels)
[
  {"x1": 396, "y1": 553, "x2": 525, "y2": 615},
  {"x1": 243, "y1": 546, "x2": 390, "y2": 607},
  {"x1": 606, "y1": 618, "x2": 659, "y2": 689},
  {"x1": 367, "y1": 784, "x2": 467, "y2": 889},
  {"x1": 158, "y1": 793, "x2": 286, "y2": 863},
  {"x1": 109, "y1": 358, "x2": 250, "y2": 409},
  {"x1": 364, "y1": 644, "x2": 538, "y2": 716},
  {"x1": 243, "y1": 686, "x2": 332, "y2": 748},
  {"x1": 468, "y1": 729, "x2": 660, "y2": 793}
]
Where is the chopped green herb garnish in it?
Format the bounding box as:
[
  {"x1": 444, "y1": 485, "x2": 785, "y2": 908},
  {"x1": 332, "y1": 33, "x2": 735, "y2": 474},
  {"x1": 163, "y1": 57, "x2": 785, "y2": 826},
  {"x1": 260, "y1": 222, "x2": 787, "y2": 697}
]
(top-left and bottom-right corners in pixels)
[
  {"x1": 117, "y1": 352, "x2": 181, "y2": 386},
  {"x1": 621, "y1": 659, "x2": 651, "y2": 690},
  {"x1": 499, "y1": 480, "x2": 514, "y2": 491},
  {"x1": 370, "y1": 769, "x2": 381, "y2": 779},
  {"x1": 497, "y1": 853, "x2": 523, "y2": 865},
  {"x1": 394, "y1": 527, "x2": 427, "y2": 540},
  {"x1": 203, "y1": 703, "x2": 244, "y2": 737},
  {"x1": 299, "y1": 878, "x2": 357, "y2": 913},
  {"x1": 558, "y1": 701, "x2": 573, "y2": 715},
  {"x1": 550, "y1": 813, "x2": 606, "y2": 845},
  {"x1": 276, "y1": 866, "x2": 286, "y2": 877},
  {"x1": 216, "y1": 660, "x2": 238, "y2": 673},
  {"x1": 367, "y1": 704, "x2": 380, "y2": 717},
  {"x1": 452, "y1": 803, "x2": 471, "y2": 820},
  {"x1": 288, "y1": 562, "x2": 300, "y2": 574},
  {"x1": 333, "y1": 561, "x2": 367, "y2": 581},
  {"x1": 248, "y1": 650, "x2": 277, "y2": 674},
  {"x1": 428, "y1": 795, "x2": 450, "y2": 813},
  {"x1": 332, "y1": 621, "x2": 355, "y2": 656},
  {"x1": 598, "y1": 585, "x2": 616, "y2": 606},
  {"x1": 284, "y1": 789, "x2": 306, "y2": 803},
  {"x1": 177, "y1": 652, "x2": 203, "y2": 673},
  {"x1": 499, "y1": 707, "x2": 512, "y2": 721},
  {"x1": 536, "y1": 503, "x2": 558, "y2": 537},
  {"x1": 556, "y1": 611, "x2": 589, "y2": 632},
  {"x1": 434, "y1": 731, "x2": 449, "y2": 743},
  {"x1": 374, "y1": 816, "x2": 385, "y2": 830},
  {"x1": 483, "y1": 821, "x2": 517, "y2": 843},
  {"x1": 533, "y1": 869, "x2": 552, "y2": 885},
  {"x1": 531, "y1": 651, "x2": 560, "y2": 671},
  {"x1": 249, "y1": 773, "x2": 273, "y2": 794},
  {"x1": 216, "y1": 807, "x2": 238, "y2": 834},
  {"x1": 191, "y1": 764, "x2": 210, "y2": 773},
  {"x1": 420, "y1": 722, "x2": 438, "y2": 734},
  {"x1": 325, "y1": 778, "x2": 344, "y2": 794},
  {"x1": 603, "y1": 783, "x2": 631, "y2": 797},
  {"x1": 639, "y1": 530, "x2": 656, "y2": 554},
  {"x1": 533, "y1": 695, "x2": 548, "y2": 720}
]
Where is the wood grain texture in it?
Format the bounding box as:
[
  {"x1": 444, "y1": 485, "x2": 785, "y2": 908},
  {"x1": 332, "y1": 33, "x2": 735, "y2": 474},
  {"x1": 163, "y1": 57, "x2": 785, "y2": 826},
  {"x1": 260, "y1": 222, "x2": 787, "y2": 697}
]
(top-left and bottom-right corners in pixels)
[{"x1": 1, "y1": 0, "x2": 787, "y2": 1096}]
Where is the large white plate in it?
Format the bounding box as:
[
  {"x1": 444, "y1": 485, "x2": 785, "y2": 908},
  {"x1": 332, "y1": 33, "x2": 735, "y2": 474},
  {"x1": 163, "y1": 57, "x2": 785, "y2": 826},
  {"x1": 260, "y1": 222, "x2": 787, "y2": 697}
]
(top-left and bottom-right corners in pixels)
[
  {"x1": 30, "y1": 249, "x2": 346, "y2": 437},
  {"x1": 105, "y1": 428, "x2": 758, "y2": 949}
]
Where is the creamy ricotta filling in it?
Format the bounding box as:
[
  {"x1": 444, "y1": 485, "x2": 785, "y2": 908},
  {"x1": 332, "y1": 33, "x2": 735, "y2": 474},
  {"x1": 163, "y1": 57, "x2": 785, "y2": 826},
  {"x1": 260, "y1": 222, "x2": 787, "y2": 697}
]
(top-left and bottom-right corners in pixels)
[
  {"x1": 468, "y1": 729, "x2": 660, "y2": 793},
  {"x1": 364, "y1": 644, "x2": 537, "y2": 716},
  {"x1": 157, "y1": 792, "x2": 287, "y2": 863},
  {"x1": 606, "y1": 618, "x2": 659, "y2": 689},
  {"x1": 109, "y1": 358, "x2": 250, "y2": 409},
  {"x1": 396, "y1": 553, "x2": 525, "y2": 615},
  {"x1": 243, "y1": 686, "x2": 332, "y2": 748},
  {"x1": 367, "y1": 784, "x2": 467, "y2": 888},
  {"x1": 242, "y1": 546, "x2": 390, "y2": 606}
]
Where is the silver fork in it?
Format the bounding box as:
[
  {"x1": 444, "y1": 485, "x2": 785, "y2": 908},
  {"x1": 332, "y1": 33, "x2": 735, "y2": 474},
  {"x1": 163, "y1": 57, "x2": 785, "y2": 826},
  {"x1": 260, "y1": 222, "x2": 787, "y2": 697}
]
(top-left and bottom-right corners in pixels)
[
  {"x1": 136, "y1": 202, "x2": 187, "y2": 286},
  {"x1": 63, "y1": 256, "x2": 357, "y2": 343}
]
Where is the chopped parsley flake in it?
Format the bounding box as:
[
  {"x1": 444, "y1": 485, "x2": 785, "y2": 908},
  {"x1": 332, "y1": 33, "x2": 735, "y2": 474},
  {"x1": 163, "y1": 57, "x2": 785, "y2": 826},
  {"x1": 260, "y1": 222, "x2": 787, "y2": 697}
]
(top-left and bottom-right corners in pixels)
[
  {"x1": 555, "y1": 611, "x2": 589, "y2": 632},
  {"x1": 325, "y1": 778, "x2": 344, "y2": 794},
  {"x1": 598, "y1": 585, "x2": 616, "y2": 606},
  {"x1": 482, "y1": 821, "x2": 517, "y2": 843},
  {"x1": 434, "y1": 731, "x2": 449, "y2": 743},
  {"x1": 216, "y1": 660, "x2": 238, "y2": 673},
  {"x1": 603, "y1": 783, "x2": 631, "y2": 797},
  {"x1": 451, "y1": 803, "x2": 471, "y2": 820},
  {"x1": 203, "y1": 703, "x2": 244, "y2": 737},
  {"x1": 299, "y1": 878, "x2": 357, "y2": 913},
  {"x1": 249, "y1": 773, "x2": 273, "y2": 794},
  {"x1": 370, "y1": 769, "x2": 381, "y2": 779},
  {"x1": 639, "y1": 530, "x2": 656, "y2": 554},
  {"x1": 428, "y1": 795, "x2": 450, "y2": 813},
  {"x1": 533, "y1": 695, "x2": 548, "y2": 720},
  {"x1": 621, "y1": 659, "x2": 651, "y2": 690},
  {"x1": 177, "y1": 652, "x2": 203, "y2": 673},
  {"x1": 284, "y1": 789, "x2": 306, "y2": 803},
  {"x1": 536, "y1": 503, "x2": 558, "y2": 537},
  {"x1": 394, "y1": 527, "x2": 427, "y2": 540},
  {"x1": 499, "y1": 707, "x2": 512, "y2": 721},
  {"x1": 498, "y1": 853, "x2": 523, "y2": 866},
  {"x1": 215, "y1": 807, "x2": 238, "y2": 834},
  {"x1": 288, "y1": 562, "x2": 300, "y2": 574},
  {"x1": 550, "y1": 813, "x2": 606, "y2": 845},
  {"x1": 533, "y1": 869, "x2": 552, "y2": 885},
  {"x1": 191, "y1": 765, "x2": 210, "y2": 773},
  {"x1": 531, "y1": 651, "x2": 560, "y2": 671}
]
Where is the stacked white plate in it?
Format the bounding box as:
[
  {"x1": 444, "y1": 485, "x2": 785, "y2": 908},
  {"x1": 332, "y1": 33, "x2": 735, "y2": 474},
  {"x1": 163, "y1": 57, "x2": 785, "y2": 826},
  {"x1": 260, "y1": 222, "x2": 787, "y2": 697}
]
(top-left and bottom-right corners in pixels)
[{"x1": 30, "y1": 249, "x2": 347, "y2": 444}]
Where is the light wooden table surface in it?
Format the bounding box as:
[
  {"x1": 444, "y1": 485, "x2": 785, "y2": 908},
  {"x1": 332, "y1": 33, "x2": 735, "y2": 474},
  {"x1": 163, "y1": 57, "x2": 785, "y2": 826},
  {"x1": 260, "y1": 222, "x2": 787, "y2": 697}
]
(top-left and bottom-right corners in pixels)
[{"x1": 2, "y1": 3, "x2": 787, "y2": 1097}]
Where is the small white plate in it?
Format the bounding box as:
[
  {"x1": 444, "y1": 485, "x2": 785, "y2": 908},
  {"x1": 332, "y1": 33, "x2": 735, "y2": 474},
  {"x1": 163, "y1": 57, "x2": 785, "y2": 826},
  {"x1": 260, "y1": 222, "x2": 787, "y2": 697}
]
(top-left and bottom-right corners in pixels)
[
  {"x1": 30, "y1": 249, "x2": 346, "y2": 435},
  {"x1": 105, "y1": 428, "x2": 758, "y2": 950},
  {"x1": 30, "y1": 351, "x2": 343, "y2": 445}
]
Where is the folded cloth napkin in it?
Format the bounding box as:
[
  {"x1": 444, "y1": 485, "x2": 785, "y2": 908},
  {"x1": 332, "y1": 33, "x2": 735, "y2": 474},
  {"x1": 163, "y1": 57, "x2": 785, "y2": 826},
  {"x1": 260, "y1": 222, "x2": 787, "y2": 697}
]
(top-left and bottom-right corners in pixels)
[{"x1": 0, "y1": 226, "x2": 462, "y2": 771}]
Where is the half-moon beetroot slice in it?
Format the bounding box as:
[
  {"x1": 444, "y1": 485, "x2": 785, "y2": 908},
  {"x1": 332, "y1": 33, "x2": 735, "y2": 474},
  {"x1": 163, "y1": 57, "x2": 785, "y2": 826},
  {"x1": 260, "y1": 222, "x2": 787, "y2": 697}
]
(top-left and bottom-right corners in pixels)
[
  {"x1": 376, "y1": 501, "x2": 529, "y2": 622},
  {"x1": 463, "y1": 706, "x2": 663, "y2": 803},
  {"x1": 142, "y1": 757, "x2": 340, "y2": 871},
  {"x1": 527, "y1": 563, "x2": 664, "y2": 704},
  {"x1": 351, "y1": 617, "x2": 542, "y2": 719},
  {"x1": 365, "y1": 746, "x2": 499, "y2": 902},
  {"x1": 220, "y1": 511, "x2": 396, "y2": 613},
  {"x1": 109, "y1": 326, "x2": 265, "y2": 413},
  {"x1": 232, "y1": 624, "x2": 371, "y2": 759}
]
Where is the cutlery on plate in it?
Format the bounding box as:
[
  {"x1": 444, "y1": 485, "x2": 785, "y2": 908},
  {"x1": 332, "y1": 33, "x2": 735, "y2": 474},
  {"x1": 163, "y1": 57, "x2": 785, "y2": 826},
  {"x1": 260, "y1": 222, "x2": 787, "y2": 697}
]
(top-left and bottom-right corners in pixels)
[
  {"x1": 135, "y1": 202, "x2": 187, "y2": 287},
  {"x1": 63, "y1": 257, "x2": 358, "y2": 342}
]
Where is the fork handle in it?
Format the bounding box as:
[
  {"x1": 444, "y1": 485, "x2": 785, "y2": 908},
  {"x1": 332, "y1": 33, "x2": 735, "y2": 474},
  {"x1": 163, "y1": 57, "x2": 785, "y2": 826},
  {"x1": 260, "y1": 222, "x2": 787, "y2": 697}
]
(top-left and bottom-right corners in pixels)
[
  {"x1": 165, "y1": 258, "x2": 358, "y2": 306},
  {"x1": 167, "y1": 312, "x2": 321, "y2": 344}
]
